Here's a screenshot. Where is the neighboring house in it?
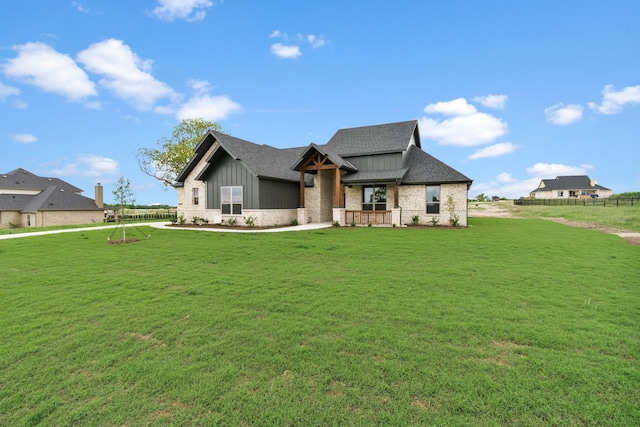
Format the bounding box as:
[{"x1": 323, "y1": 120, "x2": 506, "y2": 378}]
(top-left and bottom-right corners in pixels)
[
  {"x1": 529, "y1": 175, "x2": 612, "y2": 199},
  {"x1": 0, "y1": 168, "x2": 104, "y2": 228},
  {"x1": 174, "y1": 120, "x2": 473, "y2": 227}
]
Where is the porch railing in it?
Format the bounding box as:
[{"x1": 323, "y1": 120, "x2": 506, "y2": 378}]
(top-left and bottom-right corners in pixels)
[{"x1": 345, "y1": 210, "x2": 392, "y2": 225}]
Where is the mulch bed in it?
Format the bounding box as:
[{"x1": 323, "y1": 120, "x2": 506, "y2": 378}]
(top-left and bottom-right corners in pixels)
[
  {"x1": 167, "y1": 224, "x2": 292, "y2": 230},
  {"x1": 108, "y1": 239, "x2": 141, "y2": 245}
]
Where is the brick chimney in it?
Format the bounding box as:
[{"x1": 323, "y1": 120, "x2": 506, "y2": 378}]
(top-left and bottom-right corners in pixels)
[{"x1": 95, "y1": 183, "x2": 104, "y2": 208}]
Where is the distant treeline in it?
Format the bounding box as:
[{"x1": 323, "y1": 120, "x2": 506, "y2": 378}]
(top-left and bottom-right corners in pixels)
[{"x1": 105, "y1": 204, "x2": 176, "y2": 209}]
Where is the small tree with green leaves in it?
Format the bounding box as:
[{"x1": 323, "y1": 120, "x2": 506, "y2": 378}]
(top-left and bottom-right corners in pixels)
[
  {"x1": 112, "y1": 177, "x2": 136, "y2": 242},
  {"x1": 446, "y1": 194, "x2": 460, "y2": 227}
]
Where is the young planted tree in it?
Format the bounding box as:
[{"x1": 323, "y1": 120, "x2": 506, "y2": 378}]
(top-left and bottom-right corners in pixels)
[
  {"x1": 112, "y1": 177, "x2": 136, "y2": 242},
  {"x1": 136, "y1": 118, "x2": 226, "y2": 187}
]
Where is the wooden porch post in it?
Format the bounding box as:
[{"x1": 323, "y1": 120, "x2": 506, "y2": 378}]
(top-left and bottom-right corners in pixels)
[
  {"x1": 299, "y1": 170, "x2": 305, "y2": 207},
  {"x1": 394, "y1": 181, "x2": 400, "y2": 208},
  {"x1": 334, "y1": 166, "x2": 342, "y2": 207}
]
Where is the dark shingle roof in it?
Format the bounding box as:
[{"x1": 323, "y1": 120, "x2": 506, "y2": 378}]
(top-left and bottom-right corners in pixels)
[
  {"x1": 325, "y1": 120, "x2": 420, "y2": 156},
  {"x1": 175, "y1": 120, "x2": 472, "y2": 188},
  {"x1": 401, "y1": 145, "x2": 472, "y2": 184},
  {"x1": 196, "y1": 132, "x2": 306, "y2": 182},
  {"x1": 0, "y1": 168, "x2": 100, "y2": 212},
  {"x1": 291, "y1": 143, "x2": 357, "y2": 172},
  {"x1": 0, "y1": 168, "x2": 82, "y2": 192},
  {"x1": 22, "y1": 185, "x2": 102, "y2": 212},
  {"x1": 531, "y1": 175, "x2": 610, "y2": 192}
]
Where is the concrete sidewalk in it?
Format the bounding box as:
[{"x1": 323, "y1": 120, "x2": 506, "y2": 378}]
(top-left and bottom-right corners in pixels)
[{"x1": 0, "y1": 221, "x2": 332, "y2": 240}]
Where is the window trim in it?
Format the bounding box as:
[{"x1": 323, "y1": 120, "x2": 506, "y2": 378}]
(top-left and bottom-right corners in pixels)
[
  {"x1": 362, "y1": 184, "x2": 387, "y2": 211},
  {"x1": 192, "y1": 188, "x2": 199, "y2": 205},
  {"x1": 426, "y1": 185, "x2": 440, "y2": 214},
  {"x1": 221, "y1": 186, "x2": 243, "y2": 215}
]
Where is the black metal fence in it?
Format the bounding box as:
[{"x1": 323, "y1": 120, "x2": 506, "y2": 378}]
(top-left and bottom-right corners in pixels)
[{"x1": 514, "y1": 197, "x2": 638, "y2": 207}]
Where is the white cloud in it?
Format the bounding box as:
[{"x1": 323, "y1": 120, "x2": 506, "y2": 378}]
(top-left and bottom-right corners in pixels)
[
  {"x1": 77, "y1": 39, "x2": 179, "y2": 110},
  {"x1": 424, "y1": 98, "x2": 477, "y2": 116},
  {"x1": 468, "y1": 142, "x2": 516, "y2": 159},
  {"x1": 472, "y1": 94, "x2": 508, "y2": 109},
  {"x1": 526, "y1": 162, "x2": 593, "y2": 178},
  {"x1": 307, "y1": 35, "x2": 326, "y2": 48},
  {"x1": 2, "y1": 42, "x2": 96, "y2": 101},
  {"x1": 177, "y1": 94, "x2": 241, "y2": 121},
  {"x1": 271, "y1": 43, "x2": 302, "y2": 59},
  {"x1": 0, "y1": 81, "x2": 20, "y2": 101},
  {"x1": 14, "y1": 133, "x2": 37, "y2": 144},
  {"x1": 588, "y1": 84, "x2": 640, "y2": 115},
  {"x1": 419, "y1": 113, "x2": 508, "y2": 147},
  {"x1": 471, "y1": 173, "x2": 540, "y2": 199},
  {"x1": 71, "y1": 2, "x2": 89, "y2": 13},
  {"x1": 544, "y1": 103, "x2": 583, "y2": 125},
  {"x1": 51, "y1": 154, "x2": 119, "y2": 178},
  {"x1": 269, "y1": 30, "x2": 326, "y2": 58},
  {"x1": 152, "y1": 0, "x2": 213, "y2": 22}
]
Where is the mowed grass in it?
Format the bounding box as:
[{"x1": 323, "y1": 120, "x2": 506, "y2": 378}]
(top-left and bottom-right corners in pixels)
[{"x1": 0, "y1": 219, "x2": 638, "y2": 426}]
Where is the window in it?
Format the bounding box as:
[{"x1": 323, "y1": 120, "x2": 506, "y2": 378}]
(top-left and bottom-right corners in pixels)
[
  {"x1": 557, "y1": 191, "x2": 564, "y2": 197},
  {"x1": 426, "y1": 185, "x2": 440, "y2": 214},
  {"x1": 362, "y1": 185, "x2": 386, "y2": 210},
  {"x1": 221, "y1": 186, "x2": 242, "y2": 214},
  {"x1": 192, "y1": 188, "x2": 199, "y2": 205},
  {"x1": 569, "y1": 190, "x2": 577, "y2": 197}
]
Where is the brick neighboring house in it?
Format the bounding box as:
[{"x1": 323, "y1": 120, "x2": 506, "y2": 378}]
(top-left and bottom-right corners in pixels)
[
  {"x1": 174, "y1": 120, "x2": 473, "y2": 227},
  {"x1": 529, "y1": 175, "x2": 612, "y2": 199},
  {"x1": 0, "y1": 168, "x2": 104, "y2": 228}
]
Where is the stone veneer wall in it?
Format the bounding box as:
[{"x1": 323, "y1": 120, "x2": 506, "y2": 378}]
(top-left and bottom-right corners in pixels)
[
  {"x1": 176, "y1": 143, "x2": 217, "y2": 224},
  {"x1": 236, "y1": 209, "x2": 297, "y2": 227},
  {"x1": 303, "y1": 170, "x2": 334, "y2": 223},
  {"x1": 399, "y1": 183, "x2": 468, "y2": 226}
]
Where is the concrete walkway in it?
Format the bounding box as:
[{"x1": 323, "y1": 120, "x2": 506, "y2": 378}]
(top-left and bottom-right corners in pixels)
[{"x1": 0, "y1": 221, "x2": 332, "y2": 240}]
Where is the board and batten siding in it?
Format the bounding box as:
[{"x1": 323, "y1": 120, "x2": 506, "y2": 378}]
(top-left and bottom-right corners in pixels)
[
  {"x1": 204, "y1": 152, "x2": 259, "y2": 210},
  {"x1": 202, "y1": 151, "x2": 300, "y2": 210},
  {"x1": 258, "y1": 179, "x2": 299, "y2": 209},
  {"x1": 344, "y1": 152, "x2": 402, "y2": 171}
]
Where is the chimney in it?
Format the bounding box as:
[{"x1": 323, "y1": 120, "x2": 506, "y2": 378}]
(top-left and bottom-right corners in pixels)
[{"x1": 95, "y1": 183, "x2": 104, "y2": 208}]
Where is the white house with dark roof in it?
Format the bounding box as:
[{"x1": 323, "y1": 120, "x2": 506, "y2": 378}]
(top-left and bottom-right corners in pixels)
[
  {"x1": 529, "y1": 175, "x2": 612, "y2": 199},
  {"x1": 0, "y1": 168, "x2": 104, "y2": 228},
  {"x1": 174, "y1": 120, "x2": 473, "y2": 227}
]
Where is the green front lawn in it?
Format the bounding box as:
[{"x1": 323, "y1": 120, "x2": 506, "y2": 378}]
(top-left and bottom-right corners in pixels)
[{"x1": 0, "y1": 218, "x2": 638, "y2": 426}]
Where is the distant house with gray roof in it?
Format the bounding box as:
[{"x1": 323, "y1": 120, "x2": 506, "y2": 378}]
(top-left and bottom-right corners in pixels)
[
  {"x1": 0, "y1": 168, "x2": 104, "y2": 228},
  {"x1": 529, "y1": 175, "x2": 612, "y2": 199},
  {"x1": 174, "y1": 120, "x2": 472, "y2": 227}
]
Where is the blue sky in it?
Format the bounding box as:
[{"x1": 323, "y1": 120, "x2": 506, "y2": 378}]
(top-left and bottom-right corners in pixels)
[{"x1": 1, "y1": 0, "x2": 639, "y2": 205}]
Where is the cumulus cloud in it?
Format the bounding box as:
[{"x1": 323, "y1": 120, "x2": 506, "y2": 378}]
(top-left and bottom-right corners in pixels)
[
  {"x1": 176, "y1": 78, "x2": 241, "y2": 121},
  {"x1": 545, "y1": 103, "x2": 583, "y2": 125},
  {"x1": 472, "y1": 94, "x2": 508, "y2": 109},
  {"x1": 270, "y1": 43, "x2": 302, "y2": 59},
  {"x1": 0, "y1": 81, "x2": 20, "y2": 101},
  {"x1": 2, "y1": 42, "x2": 96, "y2": 101},
  {"x1": 419, "y1": 98, "x2": 508, "y2": 146},
  {"x1": 270, "y1": 30, "x2": 326, "y2": 58},
  {"x1": 14, "y1": 133, "x2": 37, "y2": 144},
  {"x1": 471, "y1": 173, "x2": 540, "y2": 200},
  {"x1": 307, "y1": 34, "x2": 326, "y2": 48},
  {"x1": 152, "y1": 0, "x2": 213, "y2": 22},
  {"x1": 77, "y1": 39, "x2": 179, "y2": 110},
  {"x1": 424, "y1": 98, "x2": 477, "y2": 116},
  {"x1": 526, "y1": 162, "x2": 593, "y2": 178},
  {"x1": 588, "y1": 84, "x2": 640, "y2": 115},
  {"x1": 468, "y1": 142, "x2": 516, "y2": 159},
  {"x1": 51, "y1": 154, "x2": 120, "y2": 178}
]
